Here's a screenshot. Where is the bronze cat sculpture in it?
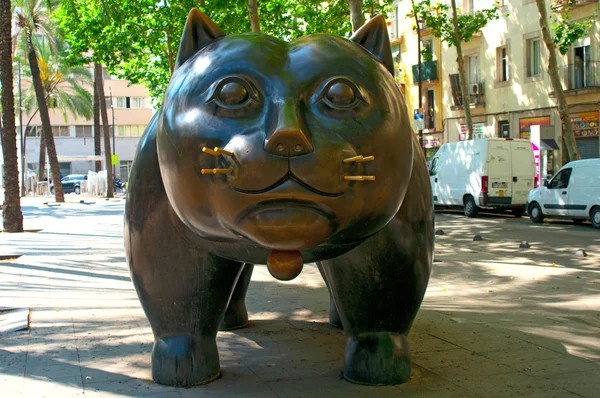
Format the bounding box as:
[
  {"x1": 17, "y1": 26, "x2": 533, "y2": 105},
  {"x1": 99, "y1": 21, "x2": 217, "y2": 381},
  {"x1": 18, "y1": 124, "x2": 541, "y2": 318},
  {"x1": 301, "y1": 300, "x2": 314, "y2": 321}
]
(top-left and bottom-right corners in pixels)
[{"x1": 125, "y1": 9, "x2": 433, "y2": 387}]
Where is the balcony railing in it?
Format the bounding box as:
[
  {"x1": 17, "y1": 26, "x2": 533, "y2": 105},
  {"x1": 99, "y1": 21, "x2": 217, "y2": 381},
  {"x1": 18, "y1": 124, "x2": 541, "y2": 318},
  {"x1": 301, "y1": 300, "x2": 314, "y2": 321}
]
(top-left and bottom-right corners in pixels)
[
  {"x1": 560, "y1": 61, "x2": 600, "y2": 91},
  {"x1": 412, "y1": 61, "x2": 438, "y2": 83},
  {"x1": 552, "y1": 0, "x2": 598, "y2": 11},
  {"x1": 449, "y1": 75, "x2": 485, "y2": 108}
]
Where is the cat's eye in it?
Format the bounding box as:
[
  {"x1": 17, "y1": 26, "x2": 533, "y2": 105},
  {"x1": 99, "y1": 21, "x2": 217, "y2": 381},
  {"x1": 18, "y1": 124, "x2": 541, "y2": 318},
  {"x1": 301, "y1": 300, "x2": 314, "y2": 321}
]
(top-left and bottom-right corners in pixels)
[
  {"x1": 319, "y1": 78, "x2": 364, "y2": 110},
  {"x1": 218, "y1": 82, "x2": 249, "y2": 107},
  {"x1": 326, "y1": 82, "x2": 355, "y2": 107},
  {"x1": 210, "y1": 77, "x2": 258, "y2": 110}
]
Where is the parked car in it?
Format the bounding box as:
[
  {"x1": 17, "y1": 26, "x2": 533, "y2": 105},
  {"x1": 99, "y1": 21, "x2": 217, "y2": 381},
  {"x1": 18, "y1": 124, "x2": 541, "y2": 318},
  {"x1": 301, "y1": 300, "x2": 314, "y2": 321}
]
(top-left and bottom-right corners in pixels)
[
  {"x1": 429, "y1": 138, "x2": 535, "y2": 217},
  {"x1": 50, "y1": 174, "x2": 87, "y2": 195},
  {"x1": 527, "y1": 159, "x2": 600, "y2": 229}
]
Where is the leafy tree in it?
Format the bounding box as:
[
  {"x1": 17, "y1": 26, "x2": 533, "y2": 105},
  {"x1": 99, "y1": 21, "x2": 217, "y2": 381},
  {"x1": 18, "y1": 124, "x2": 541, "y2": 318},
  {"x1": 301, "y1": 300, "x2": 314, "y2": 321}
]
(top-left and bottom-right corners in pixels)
[
  {"x1": 20, "y1": 37, "x2": 93, "y2": 122},
  {"x1": 56, "y1": 0, "x2": 391, "y2": 106},
  {"x1": 536, "y1": 0, "x2": 595, "y2": 162},
  {"x1": 13, "y1": 0, "x2": 65, "y2": 201},
  {"x1": 18, "y1": 35, "x2": 92, "y2": 185},
  {"x1": 0, "y1": 0, "x2": 24, "y2": 232},
  {"x1": 413, "y1": 0, "x2": 500, "y2": 140}
]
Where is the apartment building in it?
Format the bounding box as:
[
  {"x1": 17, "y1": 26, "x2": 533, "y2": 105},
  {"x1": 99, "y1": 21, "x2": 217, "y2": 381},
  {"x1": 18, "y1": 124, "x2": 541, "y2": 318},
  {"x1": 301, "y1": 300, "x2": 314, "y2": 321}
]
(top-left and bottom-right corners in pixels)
[
  {"x1": 389, "y1": 0, "x2": 599, "y2": 177},
  {"x1": 22, "y1": 67, "x2": 153, "y2": 182},
  {"x1": 388, "y1": 1, "x2": 444, "y2": 162}
]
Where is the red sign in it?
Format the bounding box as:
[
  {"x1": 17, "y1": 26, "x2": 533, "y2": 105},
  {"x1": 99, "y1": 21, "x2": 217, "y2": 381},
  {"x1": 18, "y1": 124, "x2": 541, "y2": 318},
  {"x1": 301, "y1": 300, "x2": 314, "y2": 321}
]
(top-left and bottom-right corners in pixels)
[{"x1": 570, "y1": 111, "x2": 599, "y2": 138}]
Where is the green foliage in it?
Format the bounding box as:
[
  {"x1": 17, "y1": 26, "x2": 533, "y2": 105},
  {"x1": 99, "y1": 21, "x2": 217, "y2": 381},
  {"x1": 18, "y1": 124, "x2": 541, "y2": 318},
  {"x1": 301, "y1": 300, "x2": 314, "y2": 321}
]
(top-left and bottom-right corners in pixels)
[
  {"x1": 411, "y1": 0, "x2": 501, "y2": 47},
  {"x1": 550, "y1": 4, "x2": 596, "y2": 55},
  {"x1": 20, "y1": 36, "x2": 93, "y2": 122},
  {"x1": 55, "y1": 0, "x2": 393, "y2": 106}
]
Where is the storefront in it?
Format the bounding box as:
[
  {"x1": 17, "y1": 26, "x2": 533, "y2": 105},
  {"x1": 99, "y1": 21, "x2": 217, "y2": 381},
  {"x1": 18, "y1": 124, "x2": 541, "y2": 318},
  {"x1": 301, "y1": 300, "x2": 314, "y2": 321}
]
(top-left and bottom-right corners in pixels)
[
  {"x1": 422, "y1": 133, "x2": 442, "y2": 168},
  {"x1": 519, "y1": 116, "x2": 559, "y2": 182},
  {"x1": 570, "y1": 111, "x2": 600, "y2": 159}
]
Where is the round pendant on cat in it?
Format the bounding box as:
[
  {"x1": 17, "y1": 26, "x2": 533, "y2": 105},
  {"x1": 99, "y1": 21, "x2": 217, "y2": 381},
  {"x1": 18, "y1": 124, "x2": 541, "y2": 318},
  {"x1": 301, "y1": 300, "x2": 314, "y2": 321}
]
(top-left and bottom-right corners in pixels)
[{"x1": 266, "y1": 250, "x2": 304, "y2": 281}]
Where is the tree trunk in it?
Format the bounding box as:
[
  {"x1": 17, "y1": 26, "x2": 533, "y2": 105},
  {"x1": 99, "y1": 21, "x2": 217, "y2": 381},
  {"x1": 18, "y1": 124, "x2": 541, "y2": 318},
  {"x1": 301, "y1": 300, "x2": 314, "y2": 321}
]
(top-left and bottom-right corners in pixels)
[
  {"x1": 94, "y1": 63, "x2": 114, "y2": 198},
  {"x1": 166, "y1": 34, "x2": 175, "y2": 75},
  {"x1": 450, "y1": 0, "x2": 473, "y2": 140},
  {"x1": 0, "y1": 0, "x2": 24, "y2": 232},
  {"x1": 534, "y1": 0, "x2": 580, "y2": 162},
  {"x1": 247, "y1": 0, "x2": 261, "y2": 32},
  {"x1": 93, "y1": 75, "x2": 101, "y2": 172},
  {"x1": 27, "y1": 33, "x2": 64, "y2": 202},
  {"x1": 347, "y1": 0, "x2": 365, "y2": 33}
]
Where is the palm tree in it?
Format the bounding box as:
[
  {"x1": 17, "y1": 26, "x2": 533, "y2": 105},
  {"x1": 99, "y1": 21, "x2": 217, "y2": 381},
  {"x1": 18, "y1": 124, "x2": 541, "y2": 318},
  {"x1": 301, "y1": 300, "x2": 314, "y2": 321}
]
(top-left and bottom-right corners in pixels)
[
  {"x1": 13, "y1": 0, "x2": 64, "y2": 202},
  {"x1": 19, "y1": 35, "x2": 92, "y2": 182},
  {"x1": 0, "y1": 0, "x2": 24, "y2": 232}
]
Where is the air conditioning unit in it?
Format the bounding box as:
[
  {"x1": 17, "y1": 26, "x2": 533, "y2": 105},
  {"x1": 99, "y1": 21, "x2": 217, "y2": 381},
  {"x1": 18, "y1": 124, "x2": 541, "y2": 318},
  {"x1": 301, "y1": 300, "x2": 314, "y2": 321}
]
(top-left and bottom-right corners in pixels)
[{"x1": 468, "y1": 83, "x2": 481, "y2": 95}]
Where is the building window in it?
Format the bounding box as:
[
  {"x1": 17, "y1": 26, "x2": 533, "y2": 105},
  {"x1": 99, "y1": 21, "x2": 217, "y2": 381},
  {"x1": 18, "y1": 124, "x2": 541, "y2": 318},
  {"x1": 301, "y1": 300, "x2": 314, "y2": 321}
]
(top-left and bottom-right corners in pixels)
[
  {"x1": 51, "y1": 126, "x2": 70, "y2": 137},
  {"x1": 498, "y1": 120, "x2": 510, "y2": 138},
  {"x1": 115, "y1": 97, "x2": 127, "y2": 108},
  {"x1": 119, "y1": 160, "x2": 133, "y2": 181},
  {"x1": 25, "y1": 126, "x2": 39, "y2": 137},
  {"x1": 526, "y1": 38, "x2": 541, "y2": 77},
  {"x1": 425, "y1": 89, "x2": 435, "y2": 130},
  {"x1": 130, "y1": 97, "x2": 145, "y2": 108},
  {"x1": 75, "y1": 125, "x2": 93, "y2": 138},
  {"x1": 465, "y1": 54, "x2": 479, "y2": 84},
  {"x1": 496, "y1": 46, "x2": 509, "y2": 82},
  {"x1": 117, "y1": 125, "x2": 146, "y2": 137}
]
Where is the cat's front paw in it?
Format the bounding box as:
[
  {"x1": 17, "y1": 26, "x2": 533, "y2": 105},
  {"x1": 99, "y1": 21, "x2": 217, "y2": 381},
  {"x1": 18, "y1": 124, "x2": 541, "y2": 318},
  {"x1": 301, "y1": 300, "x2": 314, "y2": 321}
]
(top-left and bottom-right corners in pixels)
[
  {"x1": 343, "y1": 332, "x2": 411, "y2": 385},
  {"x1": 152, "y1": 335, "x2": 220, "y2": 386}
]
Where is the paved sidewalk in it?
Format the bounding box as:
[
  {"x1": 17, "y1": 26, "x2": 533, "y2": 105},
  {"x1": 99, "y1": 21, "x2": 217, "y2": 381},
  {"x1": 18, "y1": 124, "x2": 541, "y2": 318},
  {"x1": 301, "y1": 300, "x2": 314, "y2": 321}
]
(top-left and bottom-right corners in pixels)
[{"x1": 0, "y1": 197, "x2": 599, "y2": 397}]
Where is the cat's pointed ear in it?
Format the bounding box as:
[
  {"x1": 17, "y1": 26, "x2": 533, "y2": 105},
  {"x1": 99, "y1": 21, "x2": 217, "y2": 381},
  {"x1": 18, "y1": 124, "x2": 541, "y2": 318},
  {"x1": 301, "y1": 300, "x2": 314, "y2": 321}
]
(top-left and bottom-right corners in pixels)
[
  {"x1": 350, "y1": 15, "x2": 394, "y2": 75},
  {"x1": 175, "y1": 9, "x2": 225, "y2": 70}
]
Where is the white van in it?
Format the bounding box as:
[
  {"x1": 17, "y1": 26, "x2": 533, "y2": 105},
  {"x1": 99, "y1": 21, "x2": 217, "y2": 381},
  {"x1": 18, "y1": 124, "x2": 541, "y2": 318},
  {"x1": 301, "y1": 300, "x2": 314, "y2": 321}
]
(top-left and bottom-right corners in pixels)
[
  {"x1": 527, "y1": 158, "x2": 600, "y2": 229},
  {"x1": 429, "y1": 138, "x2": 536, "y2": 217}
]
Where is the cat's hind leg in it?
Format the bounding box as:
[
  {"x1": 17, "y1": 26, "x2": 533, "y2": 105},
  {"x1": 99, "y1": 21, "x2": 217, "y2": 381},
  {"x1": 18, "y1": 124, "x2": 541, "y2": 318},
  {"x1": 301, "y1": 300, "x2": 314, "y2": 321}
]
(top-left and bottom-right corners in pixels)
[{"x1": 221, "y1": 264, "x2": 254, "y2": 330}]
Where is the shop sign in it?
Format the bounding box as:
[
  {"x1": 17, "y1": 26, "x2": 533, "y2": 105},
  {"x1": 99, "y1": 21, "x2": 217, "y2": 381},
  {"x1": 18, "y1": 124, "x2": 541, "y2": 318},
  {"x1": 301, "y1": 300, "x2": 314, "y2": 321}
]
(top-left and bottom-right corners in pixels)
[
  {"x1": 459, "y1": 122, "x2": 486, "y2": 140},
  {"x1": 569, "y1": 111, "x2": 599, "y2": 138},
  {"x1": 424, "y1": 137, "x2": 441, "y2": 148},
  {"x1": 519, "y1": 116, "x2": 551, "y2": 139}
]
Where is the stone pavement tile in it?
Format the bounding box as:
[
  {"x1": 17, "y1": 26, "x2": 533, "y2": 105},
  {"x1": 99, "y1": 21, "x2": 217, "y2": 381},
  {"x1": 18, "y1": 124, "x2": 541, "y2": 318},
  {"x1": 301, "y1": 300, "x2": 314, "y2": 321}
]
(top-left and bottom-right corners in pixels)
[
  {"x1": 547, "y1": 369, "x2": 600, "y2": 397},
  {"x1": 84, "y1": 378, "x2": 180, "y2": 397},
  {"x1": 178, "y1": 363, "x2": 275, "y2": 398},
  {"x1": 25, "y1": 356, "x2": 82, "y2": 380},
  {"x1": 447, "y1": 371, "x2": 580, "y2": 398},
  {"x1": 22, "y1": 375, "x2": 84, "y2": 398},
  {"x1": 267, "y1": 376, "x2": 402, "y2": 398},
  {"x1": 394, "y1": 364, "x2": 480, "y2": 398},
  {"x1": 478, "y1": 341, "x2": 566, "y2": 366},
  {"x1": 408, "y1": 331, "x2": 461, "y2": 353},
  {"x1": 79, "y1": 352, "x2": 152, "y2": 383},
  {"x1": 227, "y1": 319, "x2": 316, "y2": 344},
  {"x1": 0, "y1": 373, "x2": 25, "y2": 397},
  {"x1": 413, "y1": 348, "x2": 513, "y2": 377},
  {"x1": 518, "y1": 356, "x2": 600, "y2": 378}
]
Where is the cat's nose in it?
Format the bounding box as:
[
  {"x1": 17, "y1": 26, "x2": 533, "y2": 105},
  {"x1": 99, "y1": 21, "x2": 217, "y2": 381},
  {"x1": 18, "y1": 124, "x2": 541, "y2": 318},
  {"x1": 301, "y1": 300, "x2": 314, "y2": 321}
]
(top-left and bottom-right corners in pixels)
[{"x1": 265, "y1": 102, "x2": 313, "y2": 157}]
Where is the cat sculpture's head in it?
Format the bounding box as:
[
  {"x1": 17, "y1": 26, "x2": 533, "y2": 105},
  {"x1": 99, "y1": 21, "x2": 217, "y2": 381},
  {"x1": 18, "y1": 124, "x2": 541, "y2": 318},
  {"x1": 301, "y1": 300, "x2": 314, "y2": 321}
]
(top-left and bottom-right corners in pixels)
[{"x1": 157, "y1": 9, "x2": 413, "y2": 254}]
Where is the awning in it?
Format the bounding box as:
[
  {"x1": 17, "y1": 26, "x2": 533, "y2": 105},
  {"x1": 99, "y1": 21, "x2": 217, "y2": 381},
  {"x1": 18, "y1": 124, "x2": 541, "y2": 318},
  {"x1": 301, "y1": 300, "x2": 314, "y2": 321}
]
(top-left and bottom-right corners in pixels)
[{"x1": 541, "y1": 139, "x2": 559, "y2": 151}]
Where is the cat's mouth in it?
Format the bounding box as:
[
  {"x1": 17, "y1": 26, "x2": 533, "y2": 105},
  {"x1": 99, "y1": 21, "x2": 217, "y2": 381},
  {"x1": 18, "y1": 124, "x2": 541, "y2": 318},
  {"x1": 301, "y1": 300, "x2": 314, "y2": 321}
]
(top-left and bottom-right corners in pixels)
[{"x1": 232, "y1": 170, "x2": 344, "y2": 197}]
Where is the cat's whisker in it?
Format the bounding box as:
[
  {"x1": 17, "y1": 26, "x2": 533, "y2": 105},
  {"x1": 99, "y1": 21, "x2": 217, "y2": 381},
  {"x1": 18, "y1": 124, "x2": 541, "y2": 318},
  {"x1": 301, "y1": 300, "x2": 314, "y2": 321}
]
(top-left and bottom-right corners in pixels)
[
  {"x1": 343, "y1": 155, "x2": 363, "y2": 164},
  {"x1": 356, "y1": 155, "x2": 375, "y2": 162},
  {"x1": 202, "y1": 147, "x2": 221, "y2": 156},
  {"x1": 214, "y1": 147, "x2": 235, "y2": 157},
  {"x1": 201, "y1": 168, "x2": 233, "y2": 175},
  {"x1": 343, "y1": 155, "x2": 375, "y2": 163},
  {"x1": 344, "y1": 176, "x2": 376, "y2": 181}
]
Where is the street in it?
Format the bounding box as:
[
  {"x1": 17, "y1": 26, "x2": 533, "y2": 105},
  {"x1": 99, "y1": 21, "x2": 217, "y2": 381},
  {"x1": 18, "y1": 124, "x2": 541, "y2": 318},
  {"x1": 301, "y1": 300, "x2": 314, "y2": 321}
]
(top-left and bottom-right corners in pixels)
[{"x1": 0, "y1": 198, "x2": 598, "y2": 397}]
